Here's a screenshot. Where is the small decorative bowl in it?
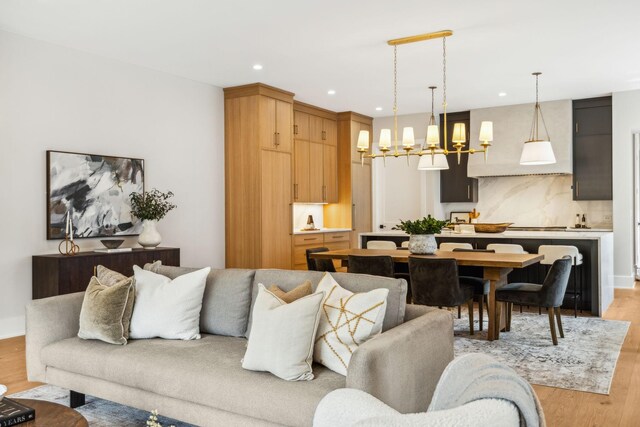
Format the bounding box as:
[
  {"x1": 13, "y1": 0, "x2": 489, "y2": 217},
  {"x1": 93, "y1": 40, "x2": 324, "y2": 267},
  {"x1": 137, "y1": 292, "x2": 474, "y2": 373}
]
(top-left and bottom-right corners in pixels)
[
  {"x1": 100, "y1": 239, "x2": 125, "y2": 249},
  {"x1": 0, "y1": 384, "x2": 7, "y2": 401}
]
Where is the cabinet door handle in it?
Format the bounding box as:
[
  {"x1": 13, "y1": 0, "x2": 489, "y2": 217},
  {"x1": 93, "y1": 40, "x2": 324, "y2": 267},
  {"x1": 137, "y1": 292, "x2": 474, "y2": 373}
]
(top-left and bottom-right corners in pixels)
[
  {"x1": 332, "y1": 235, "x2": 344, "y2": 239},
  {"x1": 575, "y1": 123, "x2": 579, "y2": 133},
  {"x1": 294, "y1": 124, "x2": 298, "y2": 135},
  {"x1": 322, "y1": 185, "x2": 326, "y2": 201},
  {"x1": 294, "y1": 183, "x2": 298, "y2": 200},
  {"x1": 352, "y1": 204, "x2": 356, "y2": 231},
  {"x1": 576, "y1": 181, "x2": 580, "y2": 198},
  {"x1": 322, "y1": 130, "x2": 326, "y2": 140},
  {"x1": 467, "y1": 184, "x2": 471, "y2": 200},
  {"x1": 304, "y1": 237, "x2": 316, "y2": 241}
]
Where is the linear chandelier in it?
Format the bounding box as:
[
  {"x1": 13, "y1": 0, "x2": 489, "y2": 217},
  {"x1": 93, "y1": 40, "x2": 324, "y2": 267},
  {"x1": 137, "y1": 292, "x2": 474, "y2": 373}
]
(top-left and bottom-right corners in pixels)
[{"x1": 356, "y1": 30, "x2": 494, "y2": 169}]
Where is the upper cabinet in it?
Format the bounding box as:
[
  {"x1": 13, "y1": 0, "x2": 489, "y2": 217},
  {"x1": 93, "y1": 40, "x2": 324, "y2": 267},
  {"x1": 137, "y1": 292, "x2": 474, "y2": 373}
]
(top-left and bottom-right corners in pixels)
[
  {"x1": 573, "y1": 96, "x2": 612, "y2": 200},
  {"x1": 440, "y1": 111, "x2": 478, "y2": 203},
  {"x1": 293, "y1": 102, "x2": 338, "y2": 203},
  {"x1": 259, "y1": 96, "x2": 292, "y2": 152}
]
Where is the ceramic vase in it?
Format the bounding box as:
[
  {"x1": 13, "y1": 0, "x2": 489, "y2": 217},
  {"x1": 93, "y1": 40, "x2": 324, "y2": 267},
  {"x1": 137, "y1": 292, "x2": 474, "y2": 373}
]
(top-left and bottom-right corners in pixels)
[
  {"x1": 408, "y1": 234, "x2": 437, "y2": 255},
  {"x1": 138, "y1": 220, "x2": 162, "y2": 249}
]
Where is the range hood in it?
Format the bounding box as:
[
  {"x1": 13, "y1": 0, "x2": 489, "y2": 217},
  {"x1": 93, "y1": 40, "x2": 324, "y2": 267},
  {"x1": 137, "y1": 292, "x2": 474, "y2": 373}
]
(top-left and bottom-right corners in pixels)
[{"x1": 467, "y1": 100, "x2": 572, "y2": 177}]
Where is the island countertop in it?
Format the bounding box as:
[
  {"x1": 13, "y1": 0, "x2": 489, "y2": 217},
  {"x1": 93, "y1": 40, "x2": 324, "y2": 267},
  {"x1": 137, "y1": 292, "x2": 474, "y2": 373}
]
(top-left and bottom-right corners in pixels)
[{"x1": 360, "y1": 229, "x2": 613, "y2": 240}]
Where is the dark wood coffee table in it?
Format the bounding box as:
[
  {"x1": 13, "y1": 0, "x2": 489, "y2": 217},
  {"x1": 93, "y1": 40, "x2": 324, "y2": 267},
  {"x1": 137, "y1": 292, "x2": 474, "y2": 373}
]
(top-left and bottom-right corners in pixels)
[{"x1": 10, "y1": 399, "x2": 88, "y2": 426}]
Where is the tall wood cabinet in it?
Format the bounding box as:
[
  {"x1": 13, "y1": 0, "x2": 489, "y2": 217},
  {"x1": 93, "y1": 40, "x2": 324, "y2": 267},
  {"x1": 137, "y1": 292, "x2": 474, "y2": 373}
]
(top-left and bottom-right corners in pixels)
[
  {"x1": 439, "y1": 111, "x2": 478, "y2": 203},
  {"x1": 293, "y1": 102, "x2": 338, "y2": 203},
  {"x1": 224, "y1": 84, "x2": 293, "y2": 269},
  {"x1": 324, "y1": 112, "x2": 373, "y2": 248},
  {"x1": 573, "y1": 96, "x2": 612, "y2": 200}
]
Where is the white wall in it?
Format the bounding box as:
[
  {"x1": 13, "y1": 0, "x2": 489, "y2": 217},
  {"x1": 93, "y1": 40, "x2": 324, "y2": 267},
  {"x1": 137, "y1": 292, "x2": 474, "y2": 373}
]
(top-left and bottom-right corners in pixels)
[
  {"x1": 0, "y1": 31, "x2": 225, "y2": 338},
  {"x1": 612, "y1": 90, "x2": 640, "y2": 288}
]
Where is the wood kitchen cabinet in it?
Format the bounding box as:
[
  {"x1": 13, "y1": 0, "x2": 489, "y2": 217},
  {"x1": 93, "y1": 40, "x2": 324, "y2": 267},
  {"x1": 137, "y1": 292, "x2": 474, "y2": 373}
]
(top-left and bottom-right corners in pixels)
[
  {"x1": 439, "y1": 111, "x2": 478, "y2": 203},
  {"x1": 293, "y1": 102, "x2": 338, "y2": 203},
  {"x1": 573, "y1": 96, "x2": 612, "y2": 201},
  {"x1": 224, "y1": 83, "x2": 293, "y2": 269},
  {"x1": 292, "y1": 231, "x2": 350, "y2": 270}
]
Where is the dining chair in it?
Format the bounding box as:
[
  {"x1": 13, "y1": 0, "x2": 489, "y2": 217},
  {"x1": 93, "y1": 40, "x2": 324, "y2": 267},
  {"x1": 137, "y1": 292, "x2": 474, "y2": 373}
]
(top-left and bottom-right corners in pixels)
[
  {"x1": 408, "y1": 257, "x2": 475, "y2": 335},
  {"x1": 366, "y1": 240, "x2": 398, "y2": 250},
  {"x1": 495, "y1": 256, "x2": 572, "y2": 345},
  {"x1": 400, "y1": 240, "x2": 409, "y2": 248},
  {"x1": 347, "y1": 255, "x2": 395, "y2": 278},
  {"x1": 486, "y1": 243, "x2": 528, "y2": 254},
  {"x1": 452, "y1": 248, "x2": 493, "y2": 331},
  {"x1": 305, "y1": 247, "x2": 336, "y2": 273},
  {"x1": 538, "y1": 245, "x2": 583, "y2": 317},
  {"x1": 439, "y1": 242, "x2": 473, "y2": 251}
]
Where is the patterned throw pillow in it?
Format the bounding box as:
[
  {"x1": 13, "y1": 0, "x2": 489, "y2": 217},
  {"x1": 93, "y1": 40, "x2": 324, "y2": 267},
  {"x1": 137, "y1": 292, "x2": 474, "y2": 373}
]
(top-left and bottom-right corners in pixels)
[
  {"x1": 268, "y1": 280, "x2": 313, "y2": 303},
  {"x1": 96, "y1": 265, "x2": 135, "y2": 339},
  {"x1": 313, "y1": 273, "x2": 389, "y2": 376}
]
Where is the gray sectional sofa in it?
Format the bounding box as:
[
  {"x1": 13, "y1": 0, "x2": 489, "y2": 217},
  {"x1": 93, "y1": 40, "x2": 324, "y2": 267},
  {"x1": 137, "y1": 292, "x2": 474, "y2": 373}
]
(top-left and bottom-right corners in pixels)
[{"x1": 26, "y1": 266, "x2": 454, "y2": 426}]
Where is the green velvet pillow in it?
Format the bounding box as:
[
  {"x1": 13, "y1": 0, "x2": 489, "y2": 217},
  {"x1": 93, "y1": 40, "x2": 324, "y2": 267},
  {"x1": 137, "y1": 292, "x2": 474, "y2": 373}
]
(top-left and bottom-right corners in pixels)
[
  {"x1": 95, "y1": 266, "x2": 136, "y2": 339},
  {"x1": 78, "y1": 275, "x2": 134, "y2": 345}
]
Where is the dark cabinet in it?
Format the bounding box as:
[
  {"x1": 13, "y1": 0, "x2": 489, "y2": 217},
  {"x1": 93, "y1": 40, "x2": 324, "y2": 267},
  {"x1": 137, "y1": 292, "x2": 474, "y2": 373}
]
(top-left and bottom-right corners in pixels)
[
  {"x1": 32, "y1": 247, "x2": 180, "y2": 299},
  {"x1": 573, "y1": 97, "x2": 612, "y2": 200},
  {"x1": 439, "y1": 111, "x2": 478, "y2": 203}
]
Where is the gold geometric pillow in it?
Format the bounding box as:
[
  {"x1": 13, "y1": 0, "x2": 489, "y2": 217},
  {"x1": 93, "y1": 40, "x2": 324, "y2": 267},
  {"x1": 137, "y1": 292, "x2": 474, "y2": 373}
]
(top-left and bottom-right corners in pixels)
[
  {"x1": 96, "y1": 265, "x2": 135, "y2": 339},
  {"x1": 268, "y1": 280, "x2": 313, "y2": 304}
]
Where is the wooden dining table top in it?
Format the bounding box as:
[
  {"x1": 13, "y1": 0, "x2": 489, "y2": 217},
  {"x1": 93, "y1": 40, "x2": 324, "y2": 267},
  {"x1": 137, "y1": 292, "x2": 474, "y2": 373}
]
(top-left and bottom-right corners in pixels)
[{"x1": 309, "y1": 248, "x2": 543, "y2": 268}]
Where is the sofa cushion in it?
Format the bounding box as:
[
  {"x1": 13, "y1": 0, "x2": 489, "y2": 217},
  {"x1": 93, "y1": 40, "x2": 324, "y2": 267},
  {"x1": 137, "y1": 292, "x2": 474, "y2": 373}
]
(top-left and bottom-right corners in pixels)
[
  {"x1": 146, "y1": 264, "x2": 255, "y2": 337},
  {"x1": 41, "y1": 335, "x2": 345, "y2": 426},
  {"x1": 247, "y1": 270, "x2": 407, "y2": 337}
]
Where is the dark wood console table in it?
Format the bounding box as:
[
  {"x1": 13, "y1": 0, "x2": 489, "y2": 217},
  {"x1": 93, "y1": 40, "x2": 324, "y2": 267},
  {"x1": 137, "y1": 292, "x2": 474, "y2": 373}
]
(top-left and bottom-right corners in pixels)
[{"x1": 32, "y1": 247, "x2": 180, "y2": 299}]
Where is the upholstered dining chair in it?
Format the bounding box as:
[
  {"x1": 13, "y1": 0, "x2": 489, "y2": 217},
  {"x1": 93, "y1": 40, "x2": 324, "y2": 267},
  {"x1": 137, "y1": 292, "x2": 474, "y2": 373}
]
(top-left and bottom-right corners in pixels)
[
  {"x1": 452, "y1": 248, "x2": 493, "y2": 331},
  {"x1": 439, "y1": 242, "x2": 473, "y2": 252},
  {"x1": 347, "y1": 255, "x2": 395, "y2": 278},
  {"x1": 495, "y1": 256, "x2": 572, "y2": 345},
  {"x1": 305, "y1": 247, "x2": 336, "y2": 273},
  {"x1": 366, "y1": 240, "x2": 398, "y2": 250},
  {"x1": 408, "y1": 257, "x2": 475, "y2": 335}
]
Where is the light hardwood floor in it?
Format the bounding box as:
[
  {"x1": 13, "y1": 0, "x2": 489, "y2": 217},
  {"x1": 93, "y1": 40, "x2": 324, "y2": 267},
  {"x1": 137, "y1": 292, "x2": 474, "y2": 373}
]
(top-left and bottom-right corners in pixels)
[{"x1": 1, "y1": 285, "x2": 639, "y2": 426}]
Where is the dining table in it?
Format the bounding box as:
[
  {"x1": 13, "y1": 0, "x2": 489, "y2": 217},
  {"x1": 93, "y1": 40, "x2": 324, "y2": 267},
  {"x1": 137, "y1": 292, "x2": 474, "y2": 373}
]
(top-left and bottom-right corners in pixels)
[{"x1": 309, "y1": 248, "x2": 544, "y2": 341}]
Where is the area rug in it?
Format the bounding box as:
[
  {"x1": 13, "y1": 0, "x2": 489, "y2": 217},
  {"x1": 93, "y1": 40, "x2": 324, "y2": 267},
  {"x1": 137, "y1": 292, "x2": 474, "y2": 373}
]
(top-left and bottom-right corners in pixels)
[
  {"x1": 10, "y1": 384, "x2": 195, "y2": 427},
  {"x1": 453, "y1": 310, "x2": 629, "y2": 394}
]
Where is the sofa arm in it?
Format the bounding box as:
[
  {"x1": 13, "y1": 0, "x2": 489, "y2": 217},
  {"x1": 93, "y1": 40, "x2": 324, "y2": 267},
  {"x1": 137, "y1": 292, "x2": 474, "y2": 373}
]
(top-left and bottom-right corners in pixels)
[
  {"x1": 25, "y1": 292, "x2": 84, "y2": 382},
  {"x1": 346, "y1": 306, "x2": 454, "y2": 414}
]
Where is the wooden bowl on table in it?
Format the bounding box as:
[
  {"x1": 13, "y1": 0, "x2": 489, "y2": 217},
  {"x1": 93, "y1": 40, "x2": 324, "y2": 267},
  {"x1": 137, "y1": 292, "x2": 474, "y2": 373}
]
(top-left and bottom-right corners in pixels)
[{"x1": 473, "y1": 223, "x2": 513, "y2": 233}]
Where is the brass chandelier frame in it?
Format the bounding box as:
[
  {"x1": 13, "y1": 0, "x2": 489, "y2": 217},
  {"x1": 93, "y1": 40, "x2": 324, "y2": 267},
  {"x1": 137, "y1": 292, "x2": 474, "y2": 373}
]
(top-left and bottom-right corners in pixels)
[{"x1": 358, "y1": 30, "x2": 491, "y2": 165}]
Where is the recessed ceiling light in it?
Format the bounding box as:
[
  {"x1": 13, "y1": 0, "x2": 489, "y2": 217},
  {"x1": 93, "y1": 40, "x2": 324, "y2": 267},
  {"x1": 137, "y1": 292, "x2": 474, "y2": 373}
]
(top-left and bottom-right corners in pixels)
[
  {"x1": 327, "y1": 89, "x2": 336, "y2": 95},
  {"x1": 498, "y1": 92, "x2": 507, "y2": 97},
  {"x1": 252, "y1": 64, "x2": 263, "y2": 70},
  {"x1": 375, "y1": 107, "x2": 383, "y2": 111}
]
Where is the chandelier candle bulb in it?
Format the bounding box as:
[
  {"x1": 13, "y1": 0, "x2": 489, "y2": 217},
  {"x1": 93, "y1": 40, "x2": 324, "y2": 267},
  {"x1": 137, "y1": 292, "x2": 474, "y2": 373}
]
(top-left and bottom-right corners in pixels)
[
  {"x1": 402, "y1": 127, "x2": 415, "y2": 148},
  {"x1": 379, "y1": 129, "x2": 391, "y2": 151},
  {"x1": 479, "y1": 121, "x2": 493, "y2": 162},
  {"x1": 426, "y1": 125, "x2": 440, "y2": 146},
  {"x1": 357, "y1": 130, "x2": 370, "y2": 150},
  {"x1": 452, "y1": 123, "x2": 466, "y2": 145}
]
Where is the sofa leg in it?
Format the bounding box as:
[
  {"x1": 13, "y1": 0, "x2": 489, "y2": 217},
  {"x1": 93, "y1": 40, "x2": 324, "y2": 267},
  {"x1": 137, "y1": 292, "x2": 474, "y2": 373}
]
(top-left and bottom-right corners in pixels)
[{"x1": 70, "y1": 391, "x2": 85, "y2": 408}]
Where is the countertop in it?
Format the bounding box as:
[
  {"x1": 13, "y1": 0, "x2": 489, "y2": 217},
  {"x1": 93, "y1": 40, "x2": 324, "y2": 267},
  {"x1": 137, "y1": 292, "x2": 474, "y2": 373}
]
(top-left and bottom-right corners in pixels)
[
  {"x1": 293, "y1": 228, "x2": 352, "y2": 235},
  {"x1": 360, "y1": 229, "x2": 613, "y2": 240}
]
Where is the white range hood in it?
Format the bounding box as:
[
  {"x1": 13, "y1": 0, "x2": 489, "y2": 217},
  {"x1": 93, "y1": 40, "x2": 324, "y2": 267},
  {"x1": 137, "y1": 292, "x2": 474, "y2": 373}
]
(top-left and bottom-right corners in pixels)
[{"x1": 467, "y1": 100, "x2": 572, "y2": 177}]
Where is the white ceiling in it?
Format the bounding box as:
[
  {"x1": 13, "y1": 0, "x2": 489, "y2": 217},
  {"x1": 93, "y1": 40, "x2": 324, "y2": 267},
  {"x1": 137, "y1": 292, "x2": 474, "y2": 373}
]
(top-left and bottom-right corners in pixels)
[{"x1": 1, "y1": 0, "x2": 640, "y2": 117}]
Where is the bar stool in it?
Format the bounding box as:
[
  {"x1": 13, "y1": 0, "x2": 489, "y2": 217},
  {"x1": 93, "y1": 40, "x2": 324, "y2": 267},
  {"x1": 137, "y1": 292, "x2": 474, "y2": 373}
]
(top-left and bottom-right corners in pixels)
[
  {"x1": 538, "y1": 245, "x2": 583, "y2": 317},
  {"x1": 486, "y1": 243, "x2": 528, "y2": 254},
  {"x1": 440, "y1": 242, "x2": 473, "y2": 251},
  {"x1": 367, "y1": 240, "x2": 398, "y2": 250}
]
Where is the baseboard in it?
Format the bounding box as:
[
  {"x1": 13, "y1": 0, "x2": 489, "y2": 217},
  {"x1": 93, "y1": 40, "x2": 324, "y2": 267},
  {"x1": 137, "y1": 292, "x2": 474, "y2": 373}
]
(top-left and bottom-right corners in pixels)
[
  {"x1": 614, "y1": 275, "x2": 636, "y2": 289},
  {"x1": 0, "y1": 315, "x2": 25, "y2": 339}
]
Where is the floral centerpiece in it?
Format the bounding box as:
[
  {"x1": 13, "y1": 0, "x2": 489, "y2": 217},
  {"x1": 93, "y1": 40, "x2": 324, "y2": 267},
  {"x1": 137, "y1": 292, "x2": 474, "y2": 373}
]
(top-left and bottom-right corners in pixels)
[
  {"x1": 394, "y1": 215, "x2": 449, "y2": 254},
  {"x1": 129, "y1": 189, "x2": 177, "y2": 249}
]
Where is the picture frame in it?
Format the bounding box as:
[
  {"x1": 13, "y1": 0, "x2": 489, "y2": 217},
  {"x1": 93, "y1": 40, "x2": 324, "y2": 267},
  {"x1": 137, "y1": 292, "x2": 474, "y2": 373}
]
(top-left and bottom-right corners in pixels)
[
  {"x1": 46, "y1": 150, "x2": 145, "y2": 239},
  {"x1": 449, "y1": 211, "x2": 471, "y2": 224}
]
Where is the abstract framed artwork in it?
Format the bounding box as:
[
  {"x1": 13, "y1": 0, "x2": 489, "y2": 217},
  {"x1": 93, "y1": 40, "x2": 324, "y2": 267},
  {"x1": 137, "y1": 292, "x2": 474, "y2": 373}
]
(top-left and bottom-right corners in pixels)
[{"x1": 46, "y1": 150, "x2": 145, "y2": 239}]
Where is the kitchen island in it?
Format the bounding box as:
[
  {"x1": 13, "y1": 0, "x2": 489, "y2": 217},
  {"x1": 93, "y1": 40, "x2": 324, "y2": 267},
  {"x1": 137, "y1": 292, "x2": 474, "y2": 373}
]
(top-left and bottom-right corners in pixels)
[{"x1": 360, "y1": 230, "x2": 614, "y2": 316}]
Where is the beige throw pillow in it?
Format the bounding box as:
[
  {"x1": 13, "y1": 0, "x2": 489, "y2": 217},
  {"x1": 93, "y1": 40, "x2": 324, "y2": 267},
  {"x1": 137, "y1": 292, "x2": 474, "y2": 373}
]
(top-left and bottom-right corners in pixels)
[
  {"x1": 268, "y1": 280, "x2": 313, "y2": 303},
  {"x1": 78, "y1": 276, "x2": 134, "y2": 345},
  {"x1": 96, "y1": 266, "x2": 135, "y2": 339},
  {"x1": 242, "y1": 284, "x2": 324, "y2": 381},
  {"x1": 314, "y1": 272, "x2": 389, "y2": 376}
]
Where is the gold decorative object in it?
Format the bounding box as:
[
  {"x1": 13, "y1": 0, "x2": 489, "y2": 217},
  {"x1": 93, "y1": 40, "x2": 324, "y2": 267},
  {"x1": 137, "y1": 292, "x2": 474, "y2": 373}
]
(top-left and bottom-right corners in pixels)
[
  {"x1": 58, "y1": 211, "x2": 80, "y2": 256},
  {"x1": 356, "y1": 30, "x2": 494, "y2": 169}
]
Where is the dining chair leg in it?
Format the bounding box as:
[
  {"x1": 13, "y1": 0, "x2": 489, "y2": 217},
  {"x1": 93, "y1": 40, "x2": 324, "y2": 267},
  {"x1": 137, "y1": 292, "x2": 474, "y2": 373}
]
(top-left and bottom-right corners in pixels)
[
  {"x1": 548, "y1": 307, "x2": 558, "y2": 345},
  {"x1": 555, "y1": 307, "x2": 565, "y2": 338},
  {"x1": 458, "y1": 305, "x2": 461, "y2": 319},
  {"x1": 478, "y1": 296, "x2": 484, "y2": 331},
  {"x1": 506, "y1": 302, "x2": 512, "y2": 332},
  {"x1": 573, "y1": 263, "x2": 578, "y2": 318},
  {"x1": 519, "y1": 304, "x2": 523, "y2": 313},
  {"x1": 495, "y1": 302, "x2": 501, "y2": 339},
  {"x1": 467, "y1": 299, "x2": 474, "y2": 335}
]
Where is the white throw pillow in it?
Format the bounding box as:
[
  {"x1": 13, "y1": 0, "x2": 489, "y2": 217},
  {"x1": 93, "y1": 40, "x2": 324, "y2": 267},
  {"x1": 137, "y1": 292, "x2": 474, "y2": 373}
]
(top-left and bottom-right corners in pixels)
[
  {"x1": 129, "y1": 265, "x2": 210, "y2": 340},
  {"x1": 314, "y1": 273, "x2": 389, "y2": 376},
  {"x1": 242, "y1": 284, "x2": 324, "y2": 381}
]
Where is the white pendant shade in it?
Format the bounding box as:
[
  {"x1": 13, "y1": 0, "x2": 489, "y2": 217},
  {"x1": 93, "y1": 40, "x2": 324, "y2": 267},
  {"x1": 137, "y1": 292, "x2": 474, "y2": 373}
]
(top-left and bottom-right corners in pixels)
[
  {"x1": 357, "y1": 130, "x2": 370, "y2": 150},
  {"x1": 426, "y1": 125, "x2": 440, "y2": 146},
  {"x1": 519, "y1": 140, "x2": 556, "y2": 165},
  {"x1": 402, "y1": 127, "x2": 415, "y2": 148},
  {"x1": 417, "y1": 153, "x2": 449, "y2": 170},
  {"x1": 379, "y1": 129, "x2": 391, "y2": 149}
]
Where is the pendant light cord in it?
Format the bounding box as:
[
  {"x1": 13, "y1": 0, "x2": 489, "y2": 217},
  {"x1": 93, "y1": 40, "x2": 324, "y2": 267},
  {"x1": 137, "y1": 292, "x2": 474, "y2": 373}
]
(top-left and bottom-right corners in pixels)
[
  {"x1": 442, "y1": 37, "x2": 448, "y2": 152},
  {"x1": 393, "y1": 45, "x2": 398, "y2": 153}
]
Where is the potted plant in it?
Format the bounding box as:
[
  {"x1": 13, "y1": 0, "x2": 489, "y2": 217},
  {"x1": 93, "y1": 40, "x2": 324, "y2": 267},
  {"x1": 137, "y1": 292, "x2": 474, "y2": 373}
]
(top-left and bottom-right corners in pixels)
[
  {"x1": 394, "y1": 215, "x2": 449, "y2": 254},
  {"x1": 129, "y1": 189, "x2": 177, "y2": 249}
]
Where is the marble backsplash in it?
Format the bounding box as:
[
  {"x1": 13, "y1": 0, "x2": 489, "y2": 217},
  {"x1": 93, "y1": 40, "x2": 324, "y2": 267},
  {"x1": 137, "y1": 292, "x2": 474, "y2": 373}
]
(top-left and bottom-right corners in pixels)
[{"x1": 443, "y1": 175, "x2": 613, "y2": 228}]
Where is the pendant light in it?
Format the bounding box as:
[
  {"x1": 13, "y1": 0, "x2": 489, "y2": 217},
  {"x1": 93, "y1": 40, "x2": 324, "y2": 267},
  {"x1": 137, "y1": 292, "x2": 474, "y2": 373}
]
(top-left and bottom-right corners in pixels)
[
  {"x1": 418, "y1": 86, "x2": 449, "y2": 170},
  {"x1": 520, "y1": 72, "x2": 556, "y2": 165}
]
